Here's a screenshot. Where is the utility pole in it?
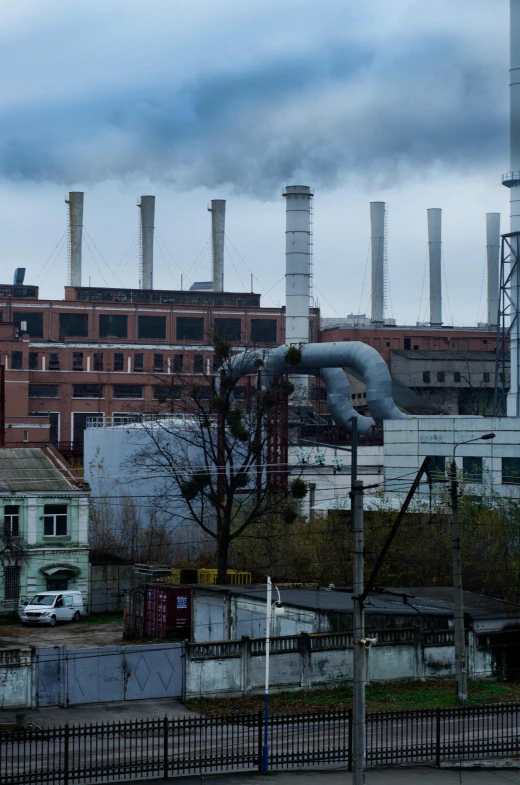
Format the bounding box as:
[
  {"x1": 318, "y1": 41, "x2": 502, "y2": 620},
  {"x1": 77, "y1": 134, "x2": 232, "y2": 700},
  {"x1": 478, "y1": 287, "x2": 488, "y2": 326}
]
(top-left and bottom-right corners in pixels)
[
  {"x1": 450, "y1": 458, "x2": 467, "y2": 702},
  {"x1": 350, "y1": 417, "x2": 365, "y2": 785}
]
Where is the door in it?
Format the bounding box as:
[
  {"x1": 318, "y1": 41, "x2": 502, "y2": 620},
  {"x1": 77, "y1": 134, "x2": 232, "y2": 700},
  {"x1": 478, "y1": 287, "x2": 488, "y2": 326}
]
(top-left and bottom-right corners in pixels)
[
  {"x1": 60, "y1": 595, "x2": 75, "y2": 620},
  {"x1": 124, "y1": 643, "x2": 184, "y2": 700},
  {"x1": 196, "y1": 600, "x2": 226, "y2": 641},
  {"x1": 67, "y1": 646, "x2": 124, "y2": 704}
]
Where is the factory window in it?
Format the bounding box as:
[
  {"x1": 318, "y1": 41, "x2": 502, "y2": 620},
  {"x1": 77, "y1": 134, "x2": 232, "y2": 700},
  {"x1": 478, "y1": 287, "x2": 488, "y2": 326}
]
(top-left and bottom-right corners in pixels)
[
  {"x1": 173, "y1": 354, "x2": 184, "y2": 372},
  {"x1": 134, "y1": 353, "x2": 144, "y2": 372},
  {"x1": 154, "y1": 385, "x2": 182, "y2": 400},
  {"x1": 404, "y1": 338, "x2": 411, "y2": 350},
  {"x1": 49, "y1": 353, "x2": 60, "y2": 371},
  {"x1": 4, "y1": 505, "x2": 20, "y2": 538},
  {"x1": 483, "y1": 372, "x2": 490, "y2": 383},
  {"x1": 4, "y1": 566, "x2": 20, "y2": 600},
  {"x1": 154, "y1": 353, "x2": 164, "y2": 372},
  {"x1": 29, "y1": 385, "x2": 58, "y2": 398},
  {"x1": 113, "y1": 353, "x2": 124, "y2": 372},
  {"x1": 311, "y1": 387, "x2": 328, "y2": 402},
  {"x1": 437, "y1": 372, "x2": 445, "y2": 382},
  {"x1": 233, "y1": 387, "x2": 246, "y2": 399},
  {"x1": 43, "y1": 504, "x2": 68, "y2": 537},
  {"x1": 454, "y1": 372, "x2": 461, "y2": 383},
  {"x1": 29, "y1": 352, "x2": 38, "y2": 370},
  {"x1": 192, "y1": 385, "x2": 211, "y2": 400},
  {"x1": 422, "y1": 371, "x2": 430, "y2": 384},
  {"x1": 193, "y1": 355, "x2": 203, "y2": 373},
  {"x1": 429, "y1": 455, "x2": 447, "y2": 482},
  {"x1": 214, "y1": 318, "x2": 241, "y2": 341},
  {"x1": 177, "y1": 317, "x2": 204, "y2": 341},
  {"x1": 386, "y1": 342, "x2": 390, "y2": 347},
  {"x1": 463, "y1": 456, "x2": 483, "y2": 483},
  {"x1": 213, "y1": 355, "x2": 222, "y2": 373},
  {"x1": 93, "y1": 353, "x2": 104, "y2": 372},
  {"x1": 502, "y1": 457, "x2": 520, "y2": 485},
  {"x1": 113, "y1": 384, "x2": 143, "y2": 399},
  {"x1": 72, "y1": 352, "x2": 83, "y2": 371},
  {"x1": 14, "y1": 311, "x2": 43, "y2": 338},
  {"x1": 59, "y1": 313, "x2": 88, "y2": 338},
  {"x1": 99, "y1": 313, "x2": 128, "y2": 338},
  {"x1": 11, "y1": 351, "x2": 22, "y2": 370},
  {"x1": 73, "y1": 384, "x2": 104, "y2": 398},
  {"x1": 138, "y1": 315, "x2": 166, "y2": 340},
  {"x1": 413, "y1": 345, "x2": 419, "y2": 350},
  {"x1": 251, "y1": 319, "x2": 277, "y2": 343}
]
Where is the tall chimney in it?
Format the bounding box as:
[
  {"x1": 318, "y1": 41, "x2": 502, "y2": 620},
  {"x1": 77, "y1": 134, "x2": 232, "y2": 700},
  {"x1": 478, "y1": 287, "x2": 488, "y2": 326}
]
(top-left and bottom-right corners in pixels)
[
  {"x1": 502, "y1": 0, "x2": 520, "y2": 415},
  {"x1": 370, "y1": 202, "x2": 385, "y2": 323},
  {"x1": 209, "y1": 200, "x2": 225, "y2": 292},
  {"x1": 428, "y1": 208, "x2": 443, "y2": 327},
  {"x1": 139, "y1": 195, "x2": 155, "y2": 290},
  {"x1": 67, "y1": 192, "x2": 84, "y2": 287},
  {"x1": 486, "y1": 213, "x2": 501, "y2": 328},
  {"x1": 283, "y1": 185, "x2": 313, "y2": 344}
]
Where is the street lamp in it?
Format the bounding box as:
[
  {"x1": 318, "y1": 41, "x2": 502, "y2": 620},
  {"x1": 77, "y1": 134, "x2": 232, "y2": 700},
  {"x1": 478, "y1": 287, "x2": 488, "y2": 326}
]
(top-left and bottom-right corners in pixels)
[
  {"x1": 263, "y1": 576, "x2": 284, "y2": 774},
  {"x1": 450, "y1": 432, "x2": 495, "y2": 702}
]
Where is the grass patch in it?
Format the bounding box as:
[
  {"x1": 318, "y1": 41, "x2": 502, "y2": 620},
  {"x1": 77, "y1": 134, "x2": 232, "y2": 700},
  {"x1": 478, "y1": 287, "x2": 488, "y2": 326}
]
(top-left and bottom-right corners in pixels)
[
  {"x1": 185, "y1": 679, "x2": 516, "y2": 716},
  {"x1": 78, "y1": 612, "x2": 123, "y2": 626}
]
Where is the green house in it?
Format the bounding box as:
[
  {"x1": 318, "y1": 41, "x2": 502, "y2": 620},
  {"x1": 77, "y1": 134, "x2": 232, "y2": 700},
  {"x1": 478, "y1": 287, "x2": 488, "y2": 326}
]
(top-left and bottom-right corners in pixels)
[{"x1": 0, "y1": 447, "x2": 90, "y2": 613}]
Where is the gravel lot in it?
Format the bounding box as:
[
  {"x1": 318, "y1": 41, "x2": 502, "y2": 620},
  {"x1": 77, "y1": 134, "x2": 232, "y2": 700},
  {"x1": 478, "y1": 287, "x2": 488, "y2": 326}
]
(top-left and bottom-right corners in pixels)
[{"x1": 0, "y1": 619, "x2": 125, "y2": 648}]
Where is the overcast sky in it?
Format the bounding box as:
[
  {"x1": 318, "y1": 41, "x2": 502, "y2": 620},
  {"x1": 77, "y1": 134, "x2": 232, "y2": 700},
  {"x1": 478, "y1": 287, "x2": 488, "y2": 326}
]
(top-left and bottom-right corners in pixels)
[{"x1": 0, "y1": 0, "x2": 511, "y2": 325}]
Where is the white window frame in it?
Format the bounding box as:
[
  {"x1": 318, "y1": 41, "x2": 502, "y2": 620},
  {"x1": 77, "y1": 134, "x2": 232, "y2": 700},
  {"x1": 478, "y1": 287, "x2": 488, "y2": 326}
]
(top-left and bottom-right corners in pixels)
[{"x1": 43, "y1": 504, "x2": 68, "y2": 537}]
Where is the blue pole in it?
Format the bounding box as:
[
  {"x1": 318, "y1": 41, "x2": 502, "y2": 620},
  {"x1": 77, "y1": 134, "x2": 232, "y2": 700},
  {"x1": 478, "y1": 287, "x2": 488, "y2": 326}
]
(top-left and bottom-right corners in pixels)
[{"x1": 262, "y1": 691, "x2": 269, "y2": 773}]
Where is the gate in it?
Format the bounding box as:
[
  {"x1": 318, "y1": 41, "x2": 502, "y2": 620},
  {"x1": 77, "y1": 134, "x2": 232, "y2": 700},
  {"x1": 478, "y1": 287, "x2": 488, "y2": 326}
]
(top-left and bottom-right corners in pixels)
[
  {"x1": 36, "y1": 642, "x2": 184, "y2": 707},
  {"x1": 124, "y1": 643, "x2": 183, "y2": 700}
]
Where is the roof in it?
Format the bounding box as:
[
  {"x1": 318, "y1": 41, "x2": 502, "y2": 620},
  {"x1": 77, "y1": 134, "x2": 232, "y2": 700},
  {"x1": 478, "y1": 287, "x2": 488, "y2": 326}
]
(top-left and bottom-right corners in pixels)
[
  {"x1": 392, "y1": 350, "x2": 497, "y2": 362},
  {"x1": 0, "y1": 448, "x2": 89, "y2": 493},
  {"x1": 194, "y1": 585, "x2": 520, "y2": 620}
]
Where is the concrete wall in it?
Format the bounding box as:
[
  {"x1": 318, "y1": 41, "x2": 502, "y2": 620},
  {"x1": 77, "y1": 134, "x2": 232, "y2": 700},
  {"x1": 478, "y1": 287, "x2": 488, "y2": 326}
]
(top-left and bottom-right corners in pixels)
[
  {"x1": 0, "y1": 648, "x2": 33, "y2": 709},
  {"x1": 384, "y1": 417, "x2": 520, "y2": 505},
  {"x1": 185, "y1": 628, "x2": 493, "y2": 699}
]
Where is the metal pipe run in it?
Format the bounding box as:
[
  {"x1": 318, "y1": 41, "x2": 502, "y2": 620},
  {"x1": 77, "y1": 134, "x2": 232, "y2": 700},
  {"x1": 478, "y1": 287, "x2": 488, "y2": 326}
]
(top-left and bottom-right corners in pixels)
[
  {"x1": 139, "y1": 195, "x2": 155, "y2": 290},
  {"x1": 66, "y1": 192, "x2": 84, "y2": 287},
  {"x1": 209, "y1": 200, "x2": 225, "y2": 292},
  {"x1": 428, "y1": 208, "x2": 442, "y2": 327}
]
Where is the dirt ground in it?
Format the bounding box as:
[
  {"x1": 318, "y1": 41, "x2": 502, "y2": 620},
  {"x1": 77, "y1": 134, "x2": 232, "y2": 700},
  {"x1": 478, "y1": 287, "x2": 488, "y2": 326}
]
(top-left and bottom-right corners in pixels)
[{"x1": 0, "y1": 619, "x2": 125, "y2": 648}]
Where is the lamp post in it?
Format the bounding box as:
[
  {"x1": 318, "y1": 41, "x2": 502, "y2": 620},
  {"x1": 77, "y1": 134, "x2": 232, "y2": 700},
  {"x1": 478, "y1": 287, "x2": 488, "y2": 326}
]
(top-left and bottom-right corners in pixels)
[
  {"x1": 263, "y1": 576, "x2": 284, "y2": 774},
  {"x1": 450, "y1": 432, "x2": 495, "y2": 702}
]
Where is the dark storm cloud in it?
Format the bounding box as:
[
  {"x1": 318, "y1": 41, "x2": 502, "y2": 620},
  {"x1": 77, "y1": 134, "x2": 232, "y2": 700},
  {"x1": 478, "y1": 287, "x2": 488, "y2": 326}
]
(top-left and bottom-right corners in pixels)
[{"x1": 0, "y1": 29, "x2": 507, "y2": 196}]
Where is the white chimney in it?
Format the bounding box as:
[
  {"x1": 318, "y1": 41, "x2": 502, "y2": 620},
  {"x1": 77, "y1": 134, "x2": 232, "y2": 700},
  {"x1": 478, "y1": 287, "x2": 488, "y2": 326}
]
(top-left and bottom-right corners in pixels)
[
  {"x1": 139, "y1": 195, "x2": 155, "y2": 290},
  {"x1": 370, "y1": 202, "x2": 385, "y2": 323},
  {"x1": 502, "y1": 0, "x2": 520, "y2": 415},
  {"x1": 209, "y1": 200, "x2": 225, "y2": 292},
  {"x1": 428, "y1": 208, "x2": 442, "y2": 327},
  {"x1": 486, "y1": 213, "x2": 500, "y2": 329},
  {"x1": 66, "y1": 192, "x2": 84, "y2": 287},
  {"x1": 283, "y1": 185, "x2": 313, "y2": 344}
]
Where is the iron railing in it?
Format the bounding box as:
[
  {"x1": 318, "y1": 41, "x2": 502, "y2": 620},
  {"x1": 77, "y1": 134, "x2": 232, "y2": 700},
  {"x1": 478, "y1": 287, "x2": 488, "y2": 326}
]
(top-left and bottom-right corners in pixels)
[{"x1": 1, "y1": 703, "x2": 519, "y2": 784}]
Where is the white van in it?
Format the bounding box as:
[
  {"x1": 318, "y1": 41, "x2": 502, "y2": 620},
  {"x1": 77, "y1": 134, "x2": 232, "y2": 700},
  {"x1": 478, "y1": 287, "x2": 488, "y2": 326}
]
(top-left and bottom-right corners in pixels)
[{"x1": 19, "y1": 591, "x2": 85, "y2": 626}]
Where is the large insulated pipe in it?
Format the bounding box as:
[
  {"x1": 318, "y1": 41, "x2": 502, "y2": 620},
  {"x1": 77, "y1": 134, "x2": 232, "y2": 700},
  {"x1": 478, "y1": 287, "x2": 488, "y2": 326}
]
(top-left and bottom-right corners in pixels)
[
  {"x1": 428, "y1": 208, "x2": 442, "y2": 327},
  {"x1": 209, "y1": 199, "x2": 225, "y2": 292},
  {"x1": 486, "y1": 213, "x2": 501, "y2": 328},
  {"x1": 283, "y1": 186, "x2": 312, "y2": 344},
  {"x1": 370, "y1": 202, "x2": 385, "y2": 323},
  {"x1": 66, "y1": 192, "x2": 84, "y2": 287},
  {"x1": 225, "y1": 341, "x2": 409, "y2": 434},
  {"x1": 139, "y1": 195, "x2": 155, "y2": 290},
  {"x1": 503, "y1": 0, "x2": 520, "y2": 415}
]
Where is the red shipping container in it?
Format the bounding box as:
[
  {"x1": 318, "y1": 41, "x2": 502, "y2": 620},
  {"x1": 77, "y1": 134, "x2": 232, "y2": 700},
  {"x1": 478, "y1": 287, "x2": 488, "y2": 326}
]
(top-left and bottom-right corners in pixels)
[{"x1": 145, "y1": 584, "x2": 192, "y2": 639}]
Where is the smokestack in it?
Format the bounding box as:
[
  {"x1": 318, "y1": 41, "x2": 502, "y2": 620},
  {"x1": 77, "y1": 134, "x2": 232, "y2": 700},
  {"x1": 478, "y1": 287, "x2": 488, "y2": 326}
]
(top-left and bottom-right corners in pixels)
[
  {"x1": 370, "y1": 202, "x2": 385, "y2": 323},
  {"x1": 428, "y1": 208, "x2": 442, "y2": 327},
  {"x1": 209, "y1": 200, "x2": 225, "y2": 292},
  {"x1": 486, "y1": 213, "x2": 501, "y2": 329},
  {"x1": 502, "y1": 0, "x2": 520, "y2": 415},
  {"x1": 66, "y1": 192, "x2": 84, "y2": 287},
  {"x1": 139, "y1": 195, "x2": 155, "y2": 290},
  {"x1": 283, "y1": 185, "x2": 313, "y2": 344}
]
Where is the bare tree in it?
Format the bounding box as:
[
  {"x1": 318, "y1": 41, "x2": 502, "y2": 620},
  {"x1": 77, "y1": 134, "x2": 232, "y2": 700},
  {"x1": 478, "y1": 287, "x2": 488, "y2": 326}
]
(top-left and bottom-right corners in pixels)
[{"x1": 126, "y1": 337, "x2": 306, "y2": 583}]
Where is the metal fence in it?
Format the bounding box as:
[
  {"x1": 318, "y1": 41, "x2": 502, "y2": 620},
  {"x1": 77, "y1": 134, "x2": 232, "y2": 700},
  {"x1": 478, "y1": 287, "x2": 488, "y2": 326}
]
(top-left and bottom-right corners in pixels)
[{"x1": 1, "y1": 703, "x2": 519, "y2": 784}]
